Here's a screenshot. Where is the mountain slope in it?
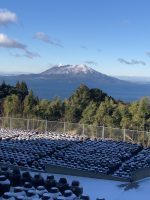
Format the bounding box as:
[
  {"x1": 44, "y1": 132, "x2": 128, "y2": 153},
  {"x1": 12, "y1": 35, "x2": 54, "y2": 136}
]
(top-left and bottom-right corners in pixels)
[
  {"x1": 0, "y1": 64, "x2": 150, "y2": 102},
  {"x1": 40, "y1": 64, "x2": 97, "y2": 75}
]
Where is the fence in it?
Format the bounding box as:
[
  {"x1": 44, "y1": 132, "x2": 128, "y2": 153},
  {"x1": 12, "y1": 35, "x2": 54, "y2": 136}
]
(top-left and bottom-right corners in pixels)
[{"x1": 0, "y1": 117, "x2": 149, "y2": 146}]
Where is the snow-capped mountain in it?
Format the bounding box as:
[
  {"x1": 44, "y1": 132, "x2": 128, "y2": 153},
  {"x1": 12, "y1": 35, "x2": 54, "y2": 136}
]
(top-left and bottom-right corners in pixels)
[
  {"x1": 40, "y1": 64, "x2": 98, "y2": 75},
  {"x1": 1, "y1": 64, "x2": 150, "y2": 102}
]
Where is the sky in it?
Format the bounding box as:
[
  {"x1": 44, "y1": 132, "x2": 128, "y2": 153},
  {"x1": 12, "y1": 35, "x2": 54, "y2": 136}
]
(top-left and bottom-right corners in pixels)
[{"x1": 0, "y1": 0, "x2": 150, "y2": 76}]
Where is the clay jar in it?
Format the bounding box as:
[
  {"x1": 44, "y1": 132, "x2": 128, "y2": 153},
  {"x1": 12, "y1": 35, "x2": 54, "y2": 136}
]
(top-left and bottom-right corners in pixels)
[
  {"x1": 21, "y1": 171, "x2": 32, "y2": 185},
  {"x1": 0, "y1": 175, "x2": 11, "y2": 196},
  {"x1": 9, "y1": 168, "x2": 21, "y2": 186},
  {"x1": 57, "y1": 178, "x2": 69, "y2": 194},
  {"x1": 44, "y1": 175, "x2": 57, "y2": 191},
  {"x1": 2, "y1": 192, "x2": 15, "y2": 200},
  {"x1": 80, "y1": 195, "x2": 90, "y2": 200},
  {"x1": 32, "y1": 174, "x2": 44, "y2": 188}
]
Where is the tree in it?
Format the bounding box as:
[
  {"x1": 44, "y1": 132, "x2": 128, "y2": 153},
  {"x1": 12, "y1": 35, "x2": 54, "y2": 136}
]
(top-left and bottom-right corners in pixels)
[
  {"x1": 129, "y1": 101, "x2": 140, "y2": 130},
  {"x1": 3, "y1": 94, "x2": 21, "y2": 117},
  {"x1": 65, "y1": 84, "x2": 91, "y2": 122},
  {"x1": 20, "y1": 81, "x2": 28, "y2": 95},
  {"x1": 137, "y1": 97, "x2": 150, "y2": 130},
  {"x1": 35, "y1": 99, "x2": 50, "y2": 119},
  {"x1": 15, "y1": 81, "x2": 28, "y2": 101},
  {"x1": 80, "y1": 102, "x2": 97, "y2": 124},
  {"x1": 111, "y1": 103, "x2": 123, "y2": 127},
  {"x1": 1, "y1": 81, "x2": 6, "y2": 89},
  {"x1": 16, "y1": 81, "x2": 20, "y2": 90},
  {"x1": 89, "y1": 88, "x2": 108, "y2": 103},
  {"x1": 94, "y1": 97, "x2": 116, "y2": 127},
  {"x1": 47, "y1": 98, "x2": 64, "y2": 121},
  {"x1": 65, "y1": 106, "x2": 81, "y2": 122},
  {"x1": 23, "y1": 90, "x2": 38, "y2": 118}
]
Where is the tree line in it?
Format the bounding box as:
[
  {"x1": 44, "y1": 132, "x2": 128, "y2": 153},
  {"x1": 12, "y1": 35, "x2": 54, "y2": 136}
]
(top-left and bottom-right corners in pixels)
[{"x1": 0, "y1": 81, "x2": 150, "y2": 131}]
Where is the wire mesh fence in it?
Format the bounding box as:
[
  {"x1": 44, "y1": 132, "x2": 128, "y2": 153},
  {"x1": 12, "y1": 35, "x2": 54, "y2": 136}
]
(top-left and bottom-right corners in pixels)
[
  {"x1": 0, "y1": 117, "x2": 149, "y2": 146},
  {"x1": 47, "y1": 121, "x2": 64, "y2": 133}
]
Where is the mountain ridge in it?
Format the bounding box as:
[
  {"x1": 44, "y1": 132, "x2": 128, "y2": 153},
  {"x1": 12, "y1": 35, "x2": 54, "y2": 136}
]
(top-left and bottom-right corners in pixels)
[
  {"x1": 40, "y1": 64, "x2": 97, "y2": 75},
  {"x1": 38, "y1": 64, "x2": 129, "y2": 85},
  {"x1": 0, "y1": 64, "x2": 150, "y2": 102}
]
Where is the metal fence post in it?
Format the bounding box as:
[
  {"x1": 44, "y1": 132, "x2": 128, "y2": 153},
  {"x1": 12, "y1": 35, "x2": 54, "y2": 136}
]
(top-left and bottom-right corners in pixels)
[
  {"x1": 2, "y1": 119, "x2": 4, "y2": 128},
  {"x1": 64, "y1": 122, "x2": 66, "y2": 133},
  {"x1": 27, "y1": 119, "x2": 29, "y2": 130},
  {"x1": 96, "y1": 126, "x2": 98, "y2": 138},
  {"x1": 33, "y1": 119, "x2": 34, "y2": 130},
  {"x1": 83, "y1": 124, "x2": 85, "y2": 136},
  {"x1": 10, "y1": 117, "x2": 12, "y2": 129},
  {"x1": 102, "y1": 125, "x2": 105, "y2": 139},
  {"x1": 148, "y1": 132, "x2": 150, "y2": 147},
  {"x1": 123, "y1": 128, "x2": 126, "y2": 141},
  {"x1": 0, "y1": 117, "x2": 3, "y2": 129},
  {"x1": 45, "y1": 120, "x2": 47, "y2": 132}
]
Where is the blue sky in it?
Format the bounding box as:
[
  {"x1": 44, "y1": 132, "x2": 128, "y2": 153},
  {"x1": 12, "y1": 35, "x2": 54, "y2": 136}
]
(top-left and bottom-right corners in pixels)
[{"x1": 0, "y1": 0, "x2": 150, "y2": 76}]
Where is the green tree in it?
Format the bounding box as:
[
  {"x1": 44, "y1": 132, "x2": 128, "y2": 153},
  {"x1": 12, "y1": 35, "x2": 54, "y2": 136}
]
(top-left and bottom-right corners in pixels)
[
  {"x1": 94, "y1": 97, "x2": 116, "y2": 127},
  {"x1": 65, "y1": 84, "x2": 91, "y2": 122},
  {"x1": 15, "y1": 81, "x2": 28, "y2": 101},
  {"x1": 137, "y1": 97, "x2": 150, "y2": 130},
  {"x1": 111, "y1": 103, "x2": 123, "y2": 127},
  {"x1": 129, "y1": 101, "x2": 140, "y2": 129},
  {"x1": 80, "y1": 102, "x2": 97, "y2": 124},
  {"x1": 35, "y1": 99, "x2": 50, "y2": 119},
  {"x1": 89, "y1": 88, "x2": 108, "y2": 103},
  {"x1": 47, "y1": 98, "x2": 64, "y2": 121},
  {"x1": 3, "y1": 94, "x2": 21, "y2": 117},
  {"x1": 23, "y1": 90, "x2": 38, "y2": 118}
]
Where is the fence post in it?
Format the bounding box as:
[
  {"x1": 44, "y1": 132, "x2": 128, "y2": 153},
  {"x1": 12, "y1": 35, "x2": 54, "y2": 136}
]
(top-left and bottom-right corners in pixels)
[
  {"x1": 2, "y1": 118, "x2": 3, "y2": 129},
  {"x1": 27, "y1": 119, "x2": 29, "y2": 130},
  {"x1": 33, "y1": 119, "x2": 34, "y2": 130},
  {"x1": 102, "y1": 125, "x2": 105, "y2": 139},
  {"x1": 0, "y1": 117, "x2": 3, "y2": 129},
  {"x1": 123, "y1": 128, "x2": 126, "y2": 141},
  {"x1": 83, "y1": 124, "x2": 85, "y2": 136},
  {"x1": 64, "y1": 122, "x2": 66, "y2": 133},
  {"x1": 96, "y1": 126, "x2": 98, "y2": 138},
  {"x1": 45, "y1": 120, "x2": 47, "y2": 132},
  {"x1": 148, "y1": 132, "x2": 150, "y2": 147},
  {"x1": 10, "y1": 117, "x2": 12, "y2": 129}
]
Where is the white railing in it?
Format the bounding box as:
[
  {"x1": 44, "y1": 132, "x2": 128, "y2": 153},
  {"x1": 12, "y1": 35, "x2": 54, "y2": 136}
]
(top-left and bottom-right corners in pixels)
[{"x1": 0, "y1": 117, "x2": 149, "y2": 146}]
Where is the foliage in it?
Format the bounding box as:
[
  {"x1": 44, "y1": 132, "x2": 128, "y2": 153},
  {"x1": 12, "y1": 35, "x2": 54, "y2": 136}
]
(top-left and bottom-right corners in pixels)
[{"x1": 0, "y1": 82, "x2": 150, "y2": 131}]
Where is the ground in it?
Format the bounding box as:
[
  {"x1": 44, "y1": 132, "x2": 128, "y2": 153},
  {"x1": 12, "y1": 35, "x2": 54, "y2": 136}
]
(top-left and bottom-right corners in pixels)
[{"x1": 50, "y1": 173, "x2": 150, "y2": 200}]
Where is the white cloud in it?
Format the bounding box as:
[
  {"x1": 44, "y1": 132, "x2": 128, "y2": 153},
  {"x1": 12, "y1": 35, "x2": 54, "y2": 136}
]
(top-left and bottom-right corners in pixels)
[
  {"x1": 0, "y1": 33, "x2": 26, "y2": 49},
  {"x1": 0, "y1": 33, "x2": 39, "y2": 59},
  {"x1": 24, "y1": 50, "x2": 40, "y2": 59},
  {"x1": 118, "y1": 58, "x2": 146, "y2": 66},
  {"x1": 0, "y1": 9, "x2": 17, "y2": 25},
  {"x1": 10, "y1": 51, "x2": 40, "y2": 59},
  {"x1": 84, "y1": 60, "x2": 98, "y2": 66},
  {"x1": 34, "y1": 32, "x2": 63, "y2": 48},
  {"x1": 35, "y1": 32, "x2": 49, "y2": 43}
]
